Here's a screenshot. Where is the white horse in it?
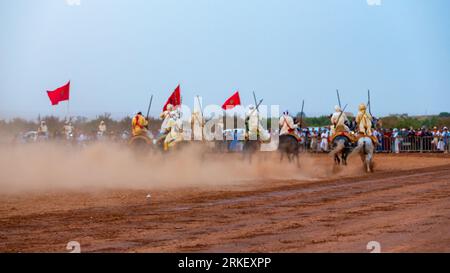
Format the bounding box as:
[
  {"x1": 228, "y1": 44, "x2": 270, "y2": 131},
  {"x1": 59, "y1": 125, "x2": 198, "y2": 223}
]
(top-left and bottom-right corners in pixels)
[
  {"x1": 353, "y1": 136, "x2": 375, "y2": 173},
  {"x1": 164, "y1": 117, "x2": 184, "y2": 151}
]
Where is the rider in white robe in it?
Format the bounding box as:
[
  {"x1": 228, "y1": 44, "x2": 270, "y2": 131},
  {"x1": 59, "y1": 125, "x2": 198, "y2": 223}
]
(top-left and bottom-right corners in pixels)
[
  {"x1": 64, "y1": 122, "x2": 74, "y2": 140},
  {"x1": 330, "y1": 105, "x2": 349, "y2": 135},
  {"x1": 160, "y1": 104, "x2": 174, "y2": 134},
  {"x1": 246, "y1": 105, "x2": 270, "y2": 141},
  {"x1": 37, "y1": 121, "x2": 49, "y2": 140},
  {"x1": 98, "y1": 120, "x2": 107, "y2": 138},
  {"x1": 164, "y1": 109, "x2": 183, "y2": 150},
  {"x1": 279, "y1": 111, "x2": 297, "y2": 136}
]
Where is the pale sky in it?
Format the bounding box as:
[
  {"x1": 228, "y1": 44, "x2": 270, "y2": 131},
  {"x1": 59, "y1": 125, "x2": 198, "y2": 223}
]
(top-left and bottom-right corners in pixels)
[{"x1": 0, "y1": 0, "x2": 449, "y2": 119}]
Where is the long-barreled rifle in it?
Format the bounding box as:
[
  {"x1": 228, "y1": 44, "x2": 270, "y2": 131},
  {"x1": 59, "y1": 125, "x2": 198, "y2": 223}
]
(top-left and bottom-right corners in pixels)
[
  {"x1": 336, "y1": 89, "x2": 342, "y2": 109},
  {"x1": 145, "y1": 94, "x2": 153, "y2": 128},
  {"x1": 298, "y1": 99, "x2": 305, "y2": 128}
]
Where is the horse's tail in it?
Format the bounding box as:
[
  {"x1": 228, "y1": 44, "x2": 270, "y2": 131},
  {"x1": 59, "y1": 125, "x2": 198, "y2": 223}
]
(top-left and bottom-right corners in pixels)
[{"x1": 350, "y1": 139, "x2": 364, "y2": 158}]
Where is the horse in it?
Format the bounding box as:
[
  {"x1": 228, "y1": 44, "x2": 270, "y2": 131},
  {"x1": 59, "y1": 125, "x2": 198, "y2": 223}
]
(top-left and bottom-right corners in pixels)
[
  {"x1": 352, "y1": 136, "x2": 375, "y2": 173},
  {"x1": 278, "y1": 134, "x2": 300, "y2": 166},
  {"x1": 128, "y1": 133, "x2": 153, "y2": 156},
  {"x1": 242, "y1": 139, "x2": 261, "y2": 163},
  {"x1": 160, "y1": 117, "x2": 184, "y2": 152},
  {"x1": 330, "y1": 135, "x2": 353, "y2": 166}
]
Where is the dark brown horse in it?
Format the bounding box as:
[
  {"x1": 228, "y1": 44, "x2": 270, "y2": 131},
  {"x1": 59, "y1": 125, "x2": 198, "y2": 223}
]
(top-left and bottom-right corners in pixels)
[{"x1": 278, "y1": 134, "x2": 300, "y2": 166}]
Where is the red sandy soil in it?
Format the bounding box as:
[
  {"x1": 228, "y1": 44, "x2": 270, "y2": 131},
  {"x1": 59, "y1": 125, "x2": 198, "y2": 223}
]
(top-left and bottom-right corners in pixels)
[{"x1": 1, "y1": 153, "x2": 450, "y2": 253}]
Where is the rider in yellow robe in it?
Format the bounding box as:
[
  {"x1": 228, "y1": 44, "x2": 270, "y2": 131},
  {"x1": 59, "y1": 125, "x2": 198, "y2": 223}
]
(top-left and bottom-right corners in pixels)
[
  {"x1": 131, "y1": 111, "x2": 149, "y2": 137},
  {"x1": 355, "y1": 104, "x2": 372, "y2": 135},
  {"x1": 355, "y1": 103, "x2": 378, "y2": 144}
]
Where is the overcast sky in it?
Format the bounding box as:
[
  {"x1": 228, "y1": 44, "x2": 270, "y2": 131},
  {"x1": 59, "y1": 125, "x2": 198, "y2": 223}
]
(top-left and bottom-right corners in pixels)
[{"x1": 0, "y1": 0, "x2": 449, "y2": 119}]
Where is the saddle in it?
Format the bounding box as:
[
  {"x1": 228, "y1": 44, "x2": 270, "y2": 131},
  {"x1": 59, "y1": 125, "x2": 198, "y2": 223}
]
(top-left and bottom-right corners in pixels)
[
  {"x1": 356, "y1": 133, "x2": 378, "y2": 145},
  {"x1": 330, "y1": 131, "x2": 357, "y2": 144},
  {"x1": 280, "y1": 132, "x2": 301, "y2": 142}
]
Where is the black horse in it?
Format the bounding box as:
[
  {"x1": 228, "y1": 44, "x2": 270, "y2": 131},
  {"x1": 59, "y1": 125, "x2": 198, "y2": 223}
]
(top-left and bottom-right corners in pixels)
[
  {"x1": 278, "y1": 134, "x2": 300, "y2": 166},
  {"x1": 331, "y1": 135, "x2": 353, "y2": 166},
  {"x1": 242, "y1": 139, "x2": 261, "y2": 163}
]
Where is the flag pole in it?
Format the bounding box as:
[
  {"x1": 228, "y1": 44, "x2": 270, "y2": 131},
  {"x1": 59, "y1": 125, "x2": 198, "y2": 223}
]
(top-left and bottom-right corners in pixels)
[{"x1": 66, "y1": 100, "x2": 70, "y2": 122}]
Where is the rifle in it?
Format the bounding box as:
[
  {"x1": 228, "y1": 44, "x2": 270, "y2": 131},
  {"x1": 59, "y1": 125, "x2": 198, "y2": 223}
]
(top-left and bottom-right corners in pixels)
[
  {"x1": 248, "y1": 98, "x2": 264, "y2": 116},
  {"x1": 145, "y1": 94, "x2": 153, "y2": 128},
  {"x1": 252, "y1": 91, "x2": 260, "y2": 111},
  {"x1": 250, "y1": 91, "x2": 263, "y2": 117},
  {"x1": 298, "y1": 99, "x2": 305, "y2": 128},
  {"x1": 367, "y1": 89, "x2": 372, "y2": 116},
  {"x1": 336, "y1": 89, "x2": 342, "y2": 109},
  {"x1": 335, "y1": 104, "x2": 348, "y2": 127}
]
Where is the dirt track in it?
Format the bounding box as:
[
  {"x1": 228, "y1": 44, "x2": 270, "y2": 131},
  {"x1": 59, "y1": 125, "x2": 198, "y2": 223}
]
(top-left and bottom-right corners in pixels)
[{"x1": 1, "y1": 153, "x2": 450, "y2": 253}]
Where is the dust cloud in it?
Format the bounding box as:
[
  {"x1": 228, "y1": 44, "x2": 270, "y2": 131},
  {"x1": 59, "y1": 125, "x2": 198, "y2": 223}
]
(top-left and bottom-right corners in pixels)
[{"x1": 0, "y1": 141, "x2": 350, "y2": 195}]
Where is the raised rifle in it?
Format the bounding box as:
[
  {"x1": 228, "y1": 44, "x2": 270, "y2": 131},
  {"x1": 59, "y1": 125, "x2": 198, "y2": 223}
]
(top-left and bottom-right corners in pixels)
[
  {"x1": 335, "y1": 104, "x2": 348, "y2": 128},
  {"x1": 336, "y1": 89, "x2": 342, "y2": 109},
  {"x1": 367, "y1": 89, "x2": 372, "y2": 116},
  {"x1": 145, "y1": 94, "x2": 153, "y2": 128},
  {"x1": 298, "y1": 99, "x2": 305, "y2": 128}
]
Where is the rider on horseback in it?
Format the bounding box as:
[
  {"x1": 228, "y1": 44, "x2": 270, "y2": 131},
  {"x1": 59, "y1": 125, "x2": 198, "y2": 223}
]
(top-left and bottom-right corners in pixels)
[
  {"x1": 131, "y1": 111, "x2": 148, "y2": 137},
  {"x1": 98, "y1": 120, "x2": 107, "y2": 138},
  {"x1": 330, "y1": 105, "x2": 349, "y2": 135},
  {"x1": 245, "y1": 105, "x2": 270, "y2": 142},
  {"x1": 279, "y1": 111, "x2": 298, "y2": 135},
  {"x1": 156, "y1": 103, "x2": 175, "y2": 144},
  {"x1": 355, "y1": 103, "x2": 378, "y2": 145},
  {"x1": 163, "y1": 108, "x2": 183, "y2": 151}
]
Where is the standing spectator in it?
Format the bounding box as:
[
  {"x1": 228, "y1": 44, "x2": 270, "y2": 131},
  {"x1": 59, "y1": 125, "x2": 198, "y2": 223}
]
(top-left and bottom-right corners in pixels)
[
  {"x1": 373, "y1": 128, "x2": 383, "y2": 152},
  {"x1": 431, "y1": 126, "x2": 439, "y2": 150},
  {"x1": 393, "y1": 128, "x2": 401, "y2": 153},
  {"x1": 383, "y1": 128, "x2": 392, "y2": 152},
  {"x1": 437, "y1": 128, "x2": 445, "y2": 152},
  {"x1": 421, "y1": 127, "x2": 433, "y2": 151},
  {"x1": 443, "y1": 127, "x2": 449, "y2": 153},
  {"x1": 310, "y1": 129, "x2": 318, "y2": 152},
  {"x1": 320, "y1": 129, "x2": 329, "y2": 152}
]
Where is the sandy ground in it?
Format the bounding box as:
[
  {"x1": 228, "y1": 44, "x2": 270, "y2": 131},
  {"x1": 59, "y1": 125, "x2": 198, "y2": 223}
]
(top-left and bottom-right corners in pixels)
[{"x1": 1, "y1": 153, "x2": 450, "y2": 253}]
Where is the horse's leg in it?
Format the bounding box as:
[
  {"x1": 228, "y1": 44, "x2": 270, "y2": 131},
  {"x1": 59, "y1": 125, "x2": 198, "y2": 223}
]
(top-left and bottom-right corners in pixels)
[
  {"x1": 335, "y1": 154, "x2": 340, "y2": 165},
  {"x1": 366, "y1": 155, "x2": 371, "y2": 173},
  {"x1": 367, "y1": 151, "x2": 373, "y2": 172}
]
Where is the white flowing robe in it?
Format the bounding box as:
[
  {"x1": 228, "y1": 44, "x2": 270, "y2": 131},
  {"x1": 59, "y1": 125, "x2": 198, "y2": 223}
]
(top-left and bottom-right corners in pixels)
[
  {"x1": 164, "y1": 117, "x2": 183, "y2": 145},
  {"x1": 356, "y1": 110, "x2": 373, "y2": 135},
  {"x1": 246, "y1": 110, "x2": 270, "y2": 141},
  {"x1": 279, "y1": 115, "x2": 297, "y2": 135},
  {"x1": 320, "y1": 132, "x2": 329, "y2": 151},
  {"x1": 160, "y1": 110, "x2": 173, "y2": 133},
  {"x1": 330, "y1": 111, "x2": 349, "y2": 135}
]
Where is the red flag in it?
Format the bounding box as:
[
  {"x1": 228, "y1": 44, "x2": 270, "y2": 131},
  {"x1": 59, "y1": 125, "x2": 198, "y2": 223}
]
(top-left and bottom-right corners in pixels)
[
  {"x1": 47, "y1": 81, "x2": 70, "y2": 106},
  {"x1": 163, "y1": 84, "x2": 181, "y2": 111},
  {"x1": 221, "y1": 91, "x2": 241, "y2": 110}
]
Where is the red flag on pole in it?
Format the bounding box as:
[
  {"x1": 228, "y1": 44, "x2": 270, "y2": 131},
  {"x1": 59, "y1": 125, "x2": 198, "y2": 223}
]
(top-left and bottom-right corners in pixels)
[
  {"x1": 47, "y1": 81, "x2": 70, "y2": 106},
  {"x1": 221, "y1": 91, "x2": 241, "y2": 110},
  {"x1": 163, "y1": 84, "x2": 181, "y2": 111}
]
